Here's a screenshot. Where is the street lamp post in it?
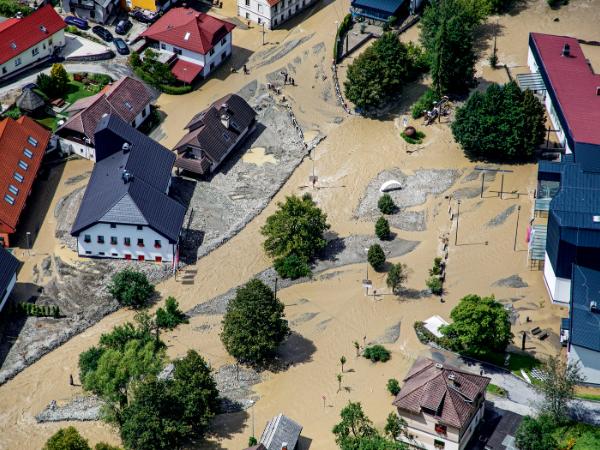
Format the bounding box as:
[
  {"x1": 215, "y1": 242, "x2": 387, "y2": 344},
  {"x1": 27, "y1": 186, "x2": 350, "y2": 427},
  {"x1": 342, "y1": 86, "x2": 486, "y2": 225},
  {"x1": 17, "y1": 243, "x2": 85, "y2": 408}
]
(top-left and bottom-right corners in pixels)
[{"x1": 454, "y1": 200, "x2": 461, "y2": 246}]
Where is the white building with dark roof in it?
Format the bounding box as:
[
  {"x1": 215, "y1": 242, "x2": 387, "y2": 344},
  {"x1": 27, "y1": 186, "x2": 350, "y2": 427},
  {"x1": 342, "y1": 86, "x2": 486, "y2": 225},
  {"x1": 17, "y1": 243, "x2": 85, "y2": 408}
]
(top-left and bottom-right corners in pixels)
[{"x1": 71, "y1": 114, "x2": 186, "y2": 263}]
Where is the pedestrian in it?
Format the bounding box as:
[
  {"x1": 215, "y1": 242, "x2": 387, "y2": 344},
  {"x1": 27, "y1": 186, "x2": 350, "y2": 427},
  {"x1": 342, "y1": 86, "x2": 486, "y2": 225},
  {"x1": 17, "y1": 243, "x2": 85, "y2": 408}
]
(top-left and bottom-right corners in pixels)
[
  {"x1": 479, "y1": 369, "x2": 484, "y2": 376},
  {"x1": 283, "y1": 72, "x2": 288, "y2": 84},
  {"x1": 69, "y1": 374, "x2": 74, "y2": 386},
  {"x1": 243, "y1": 64, "x2": 248, "y2": 75},
  {"x1": 291, "y1": 77, "x2": 295, "y2": 86}
]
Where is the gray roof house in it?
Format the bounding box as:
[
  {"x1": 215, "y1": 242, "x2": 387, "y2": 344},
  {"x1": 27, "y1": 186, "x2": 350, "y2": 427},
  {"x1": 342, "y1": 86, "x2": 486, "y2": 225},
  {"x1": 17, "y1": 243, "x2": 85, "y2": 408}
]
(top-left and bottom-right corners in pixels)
[
  {"x1": 173, "y1": 93, "x2": 257, "y2": 175},
  {"x1": 71, "y1": 115, "x2": 186, "y2": 263},
  {"x1": 0, "y1": 246, "x2": 19, "y2": 312},
  {"x1": 259, "y1": 413, "x2": 303, "y2": 450},
  {"x1": 62, "y1": 0, "x2": 118, "y2": 24}
]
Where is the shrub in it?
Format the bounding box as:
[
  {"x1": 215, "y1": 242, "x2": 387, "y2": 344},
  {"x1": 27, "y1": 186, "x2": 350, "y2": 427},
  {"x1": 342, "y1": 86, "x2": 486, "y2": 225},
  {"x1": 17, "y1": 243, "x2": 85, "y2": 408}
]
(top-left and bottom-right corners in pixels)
[
  {"x1": 248, "y1": 436, "x2": 258, "y2": 447},
  {"x1": 400, "y1": 130, "x2": 425, "y2": 144},
  {"x1": 0, "y1": 0, "x2": 32, "y2": 18},
  {"x1": 367, "y1": 244, "x2": 386, "y2": 271},
  {"x1": 274, "y1": 253, "x2": 311, "y2": 279},
  {"x1": 387, "y1": 378, "x2": 400, "y2": 396},
  {"x1": 44, "y1": 426, "x2": 90, "y2": 450},
  {"x1": 160, "y1": 84, "x2": 193, "y2": 95},
  {"x1": 2, "y1": 106, "x2": 21, "y2": 120},
  {"x1": 36, "y1": 72, "x2": 54, "y2": 97},
  {"x1": 129, "y1": 52, "x2": 141, "y2": 68},
  {"x1": 363, "y1": 345, "x2": 391, "y2": 362},
  {"x1": 378, "y1": 194, "x2": 396, "y2": 214},
  {"x1": 155, "y1": 297, "x2": 188, "y2": 330},
  {"x1": 429, "y1": 257, "x2": 443, "y2": 276},
  {"x1": 334, "y1": 13, "x2": 353, "y2": 60},
  {"x1": 375, "y1": 216, "x2": 391, "y2": 240},
  {"x1": 426, "y1": 276, "x2": 443, "y2": 295},
  {"x1": 50, "y1": 64, "x2": 69, "y2": 97},
  {"x1": 88, "y1": 73, "x2": 112, "y2": 85},
  {"x1": 411, "y1": 89, "x2": 439, "y2": 119},
  {"x1": 108, "y1": 269, "x2": 154, "y2": 308}
]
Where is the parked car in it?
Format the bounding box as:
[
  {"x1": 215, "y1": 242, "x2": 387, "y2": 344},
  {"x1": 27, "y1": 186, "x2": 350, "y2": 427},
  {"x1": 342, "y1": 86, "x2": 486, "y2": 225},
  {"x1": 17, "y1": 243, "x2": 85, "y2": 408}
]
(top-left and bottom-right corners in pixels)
[
  {"x1": 115, "y1": 19, "x2": 132, "y2": 35},
  {"x1": 64, "y1": 15, "x2": 89, "y2": 30},
  {"x1": 130, "y1": 8, "x2": 160, "y2": 24},
  {"x1": 113, "y1": 38, "x2": 130, "y2": 55},
  {"x1": 92, "y1": 25, "x2": 113, "y2": 42}
]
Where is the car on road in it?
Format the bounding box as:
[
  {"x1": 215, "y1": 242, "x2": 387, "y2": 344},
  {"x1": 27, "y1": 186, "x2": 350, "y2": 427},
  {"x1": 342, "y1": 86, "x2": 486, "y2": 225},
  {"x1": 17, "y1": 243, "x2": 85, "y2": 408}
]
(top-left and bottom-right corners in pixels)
[
  {"x1": 64, "y1": 16, "x2": 89, "y2": 30},
  {"x1": 92, "y1": 25, "x2": 113, "y2": 42},
  {"x1": 115, "y1": 19, "x2": 132, "y2": 35},
  {"x1": 113, "y1": 38, "x2": 129, "y2": 55}
]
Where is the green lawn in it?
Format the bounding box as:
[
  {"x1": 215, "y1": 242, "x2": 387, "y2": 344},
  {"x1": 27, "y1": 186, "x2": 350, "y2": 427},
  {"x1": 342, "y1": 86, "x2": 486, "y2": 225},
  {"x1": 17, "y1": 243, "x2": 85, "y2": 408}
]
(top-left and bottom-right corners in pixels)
[
  {"x1": 486, "y1": 383, "x2": 507, "y2": 397},
  {"x1": 35, "y1": 114, "x2": 65, "y2": 132},
  {"x1": 476, "y1": 351, "x2": 541, "y2": 378},
  {"x1": 64, "y1": 79, "x2": 103, "y2": 105},
  {"x1": 574, "y1": 392, "x2": 600, "y2": 402}
]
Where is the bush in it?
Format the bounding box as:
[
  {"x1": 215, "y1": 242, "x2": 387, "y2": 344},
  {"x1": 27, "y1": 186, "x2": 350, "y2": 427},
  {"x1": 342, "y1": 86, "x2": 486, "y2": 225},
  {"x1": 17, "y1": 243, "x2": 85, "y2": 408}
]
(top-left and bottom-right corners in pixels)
[
  {"x1": 375, "y1": 216, "x2": 391, "y2": 240},
  {"x1": 88, "y1": 73, "x2": 112, "y2": 85},
  {"x1": 411, "y1": 89, "x2": 439, "y2": 119},
  {"x1": 129, "y1": 52, "x2": 141, "y2": 68},
  {"x1": 36, "y1": 72, "x2": 54, "y2": 98},
  {"x1": 387, "y1": 378, "x2": 400, "y2": 396},
  {"x1": 400, "y1": 130, "x2": 425, "y2": 144},
  {"x1": 426, "y1": 276, "x2": 443, "y2": 295},
  {"x1": 160, "y1": 84, "x2": 193, "y2": 95},
  {"x1": 367, "y1": 244, "x2": 386, "y2": 271},
  {"x1": 378, "y1": 194, "x2": 396, "y2": 214},
  {"x1": 248, "y1": 436, "x2": 258, "y2": 447},
  {"x1": 2, "y1": 106, "x2": 22, "y2": 120},
  {"x1": 108, "y1": 269, "x2": 154, "y2": 308},
  {"x1": 363, "y1": 345, "x2": 391, "y2": 362},
  {"x1": 44, "y1": 427, "x2": 90, "y2": 450},
  {"x1": 429, "y1": 257, "x2": 443, "y2": 276},
  {"x1": 155, "y1": 297, "x2": 188, "y2": 330},
  {"x1": 274, "y1": 253, "x2": 311, "y2": 279}
]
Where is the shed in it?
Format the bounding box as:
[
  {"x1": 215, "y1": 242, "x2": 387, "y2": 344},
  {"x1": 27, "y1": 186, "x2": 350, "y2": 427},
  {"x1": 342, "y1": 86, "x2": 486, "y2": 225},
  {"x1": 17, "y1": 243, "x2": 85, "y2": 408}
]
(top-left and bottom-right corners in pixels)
[
  {"x1": 259, "y1": 413, "x2": 302, "y2": 450},
  {"x1": 16, "y1": 88, "x2": 45, "y2": 114}
]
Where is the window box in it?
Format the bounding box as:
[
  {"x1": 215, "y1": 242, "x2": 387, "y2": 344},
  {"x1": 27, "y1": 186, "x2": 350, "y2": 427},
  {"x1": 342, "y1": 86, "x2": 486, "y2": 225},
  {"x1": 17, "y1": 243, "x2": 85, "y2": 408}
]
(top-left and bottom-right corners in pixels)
[
  {"x1": 435, "y1": 424, "x2": 447, "y2": 435},
  {"x1": 154, "y1": 240, "x2": 161, "y2": 248}
]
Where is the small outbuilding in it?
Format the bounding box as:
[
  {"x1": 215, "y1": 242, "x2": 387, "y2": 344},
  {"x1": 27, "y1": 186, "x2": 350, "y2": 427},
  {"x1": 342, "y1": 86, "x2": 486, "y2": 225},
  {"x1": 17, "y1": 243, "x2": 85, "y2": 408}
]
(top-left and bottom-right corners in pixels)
[
  {"x1": 16, "y1": 88, "x2": 45, "y2": 115},
  {"x1": 259, "y1": 413, "x2": 302, "y2": 450}
]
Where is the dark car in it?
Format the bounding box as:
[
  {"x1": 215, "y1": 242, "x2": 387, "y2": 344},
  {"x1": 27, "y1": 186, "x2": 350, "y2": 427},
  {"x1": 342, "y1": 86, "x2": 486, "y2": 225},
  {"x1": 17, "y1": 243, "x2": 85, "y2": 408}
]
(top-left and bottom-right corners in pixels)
[
  {"x1": 64, "y1": 15, "x2": 89, "y2": 30},
  {"x1": 115, "y1": 19, "x2": 132, "y2": 35},
  {"x1": 113, "y1": 38, "x2": 129, "y2": 55},
  {"x1": 92, "y1": 25, "x2": 113, "y2": 42},
  {"x1": 130, "y1": 8, "x2": 159, "y2": 24}
]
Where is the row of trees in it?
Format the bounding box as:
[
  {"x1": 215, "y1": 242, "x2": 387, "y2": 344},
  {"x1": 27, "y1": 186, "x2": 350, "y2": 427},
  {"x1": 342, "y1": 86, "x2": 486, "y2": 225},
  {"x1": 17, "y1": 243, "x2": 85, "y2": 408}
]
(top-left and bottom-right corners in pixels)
[{"x1": 37, "y1": 64, "x2": 70, "y2": 99}]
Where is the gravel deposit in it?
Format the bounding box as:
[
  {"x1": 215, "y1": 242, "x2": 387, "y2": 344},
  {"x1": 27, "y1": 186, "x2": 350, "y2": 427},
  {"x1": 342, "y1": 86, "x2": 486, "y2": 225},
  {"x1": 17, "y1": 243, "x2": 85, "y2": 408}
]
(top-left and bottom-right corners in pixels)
[
  {"x1": 487, "y1": 205, "x2": 517, "y2": 227},
  {"x1": 214, "y1": 364, "x2": 262, "y2": 413},
  {"x1": 250, "y1": 34, "x2": 314, "y2": 69},
  {"x1": 354, "y1": 169, "x2": 461, "y2": 231},
  {"x1": 36, "y1": 396, "x2": 104, "y2": 422},
  {"x1": 370, "y1": 322, "x2": 401, "y2": 345},
  {"x1": 187, "y1": 234, "x2": 419, "y2": 317},
  {"x1": 493, "y1": 275, "x2": 529, "y2": 289}
]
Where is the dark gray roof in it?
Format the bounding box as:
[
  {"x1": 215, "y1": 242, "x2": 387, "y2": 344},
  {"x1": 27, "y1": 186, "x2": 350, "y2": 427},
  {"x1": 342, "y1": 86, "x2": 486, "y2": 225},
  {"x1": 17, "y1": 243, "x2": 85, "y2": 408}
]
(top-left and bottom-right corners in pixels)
[
  {"x1": 570, "y1": 265, "x2": 600, "y2": 352},
  {"x1": 71, "y1": 115, "x2": 186, "y2": 242},
  {"x1": 174, "y1": 93, "x2": 256, "y2": 163},
  {"x1": 259, "y1": 414, "x2": 302, "y2": 450},
  {"x1": 0, "y1": 246, "x2": 19, "y2": 297},
  {"x1": 16, "y1": 88, "x2": 45, "y2": 112}
]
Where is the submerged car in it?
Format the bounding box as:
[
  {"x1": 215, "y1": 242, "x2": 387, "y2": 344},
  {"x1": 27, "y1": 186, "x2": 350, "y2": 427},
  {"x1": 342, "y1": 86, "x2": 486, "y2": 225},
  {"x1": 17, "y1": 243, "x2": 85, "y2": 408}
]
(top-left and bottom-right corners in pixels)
[{"x1": 115, "y1": 19, "x2": 132, "y2": 35}]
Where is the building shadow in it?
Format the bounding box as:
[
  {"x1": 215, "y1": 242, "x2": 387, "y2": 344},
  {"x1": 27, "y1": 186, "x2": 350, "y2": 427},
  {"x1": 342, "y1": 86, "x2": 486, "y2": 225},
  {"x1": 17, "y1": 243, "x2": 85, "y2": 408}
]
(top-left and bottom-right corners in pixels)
[
  {"x1": 210, "y1": 46, "x2": 256, "y2": 81},
  {"x1": 180, "y1": 229, "x2": 205, "y2": 265},
  {"x1": 271, "y1": 0, "x2": 336, "y2": 32},
  {"x1": 298, "y1": 435, "x2": 313, "y2": 449},
  {"x1": 204, "y1": 410, "x2": 250, "y2": 444}
]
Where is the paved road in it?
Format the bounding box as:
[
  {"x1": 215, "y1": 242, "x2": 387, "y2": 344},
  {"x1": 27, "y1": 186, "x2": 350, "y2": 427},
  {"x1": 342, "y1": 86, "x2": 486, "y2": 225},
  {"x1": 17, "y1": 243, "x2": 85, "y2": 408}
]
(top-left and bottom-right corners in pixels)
[{"x1": 425, "y1": 348, "x2": 600, "y2": 425}]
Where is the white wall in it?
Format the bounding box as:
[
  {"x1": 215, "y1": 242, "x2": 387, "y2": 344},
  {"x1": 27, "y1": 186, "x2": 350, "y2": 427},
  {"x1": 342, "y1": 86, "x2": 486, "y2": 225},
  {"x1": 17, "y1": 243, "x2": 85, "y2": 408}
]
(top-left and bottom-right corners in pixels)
[
  {"x1": 132, "y1": 104, "x2": 151, "y2": 128},
  {"x1": 569, "y1": 345, "x2": 600, "y2": 385},
  {"x1": 77, "y1": 222, "x2": 176, "y2": 262},
  {"x1": 459, "y1": 404, "x2": 485, "y2": 450},
  {"x1": 0, "y1": 273, "x2": 16, "y2": 313},
  {"x1": 238, "y1": 0, "x2": 316, "y2": 29},
  {"x1": 59, "y1": 137, "x2": 96, "y2": 160},
  {"x1": 544, "y1": 252, "x2": 571, "y2": 305},
  {"x1": 0, "y1": 29, "x2": 65, "y2": 79}
]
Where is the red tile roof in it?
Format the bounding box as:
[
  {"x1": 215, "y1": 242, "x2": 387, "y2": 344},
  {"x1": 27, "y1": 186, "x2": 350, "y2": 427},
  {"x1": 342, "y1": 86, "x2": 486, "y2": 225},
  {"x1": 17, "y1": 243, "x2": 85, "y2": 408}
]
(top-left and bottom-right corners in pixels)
[
  {"x1": 531, "y1": 33, "x2": 600, "y2": 146},
  {"x1": 0, "y1": 116, "x2": 51, "y2": 235},
  {"x1": 141, "y1": 7, "x2": 235, "y2": 55},
  {"x1": 170, "y1": 58, "x2": 204, "y2": 83},
  {"x1": 0, "y1": 5, "x2": 66, "y2": 66},
  {"x1": 393, "y1": 358, "x2": 489, "y2": 430}
]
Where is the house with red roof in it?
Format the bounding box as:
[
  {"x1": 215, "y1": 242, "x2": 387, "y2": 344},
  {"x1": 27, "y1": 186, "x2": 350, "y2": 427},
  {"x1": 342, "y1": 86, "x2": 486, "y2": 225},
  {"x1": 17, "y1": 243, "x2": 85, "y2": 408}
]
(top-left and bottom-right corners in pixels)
[
  {"x1": 393, "y1": 358, "x2": 490, "y2": 450},
  {"x1": 140, "y1": 7, "x2": 235, "y2": 84},
  {"x1": 0, "y1": 116, "x2": 52, "y2": 248},
  {"x1": 0, "y1": 5, "x2": 66, "y2": 82},
  {"x1": 237, "y1": 0, "x2": 318, "y2": 30}
]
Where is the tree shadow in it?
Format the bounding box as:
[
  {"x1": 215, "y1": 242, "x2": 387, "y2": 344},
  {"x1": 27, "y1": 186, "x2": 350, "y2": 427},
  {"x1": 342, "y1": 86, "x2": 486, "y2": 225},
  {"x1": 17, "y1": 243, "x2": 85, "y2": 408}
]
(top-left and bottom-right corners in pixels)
[
  {"x1": 200, "y1": 410, "x2": 250, "y2": 448},
  {"x1": 398, "y1": 288, "x2": 431, "y2": 300},
  {"x1": 317, "y1": 234, "x2": 347, "y2": 263},
  {"x1": 473, "y1": 21, "x2": 505, "y2": 56},
  {"x1": 276, "y1": 331, "x2": 316, "y2": 366}
]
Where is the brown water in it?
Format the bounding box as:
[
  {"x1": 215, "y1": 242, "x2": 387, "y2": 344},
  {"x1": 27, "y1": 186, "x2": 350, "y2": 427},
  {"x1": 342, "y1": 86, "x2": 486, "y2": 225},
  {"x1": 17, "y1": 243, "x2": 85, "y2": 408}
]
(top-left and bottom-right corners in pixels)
[{"x1": 2, "y1": 0, "x2": 597, "y2": 448}]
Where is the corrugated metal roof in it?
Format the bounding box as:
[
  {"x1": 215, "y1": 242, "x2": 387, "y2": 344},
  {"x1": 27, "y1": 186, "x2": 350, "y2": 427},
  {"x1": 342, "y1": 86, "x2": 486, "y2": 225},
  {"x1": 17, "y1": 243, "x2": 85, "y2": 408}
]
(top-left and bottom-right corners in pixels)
[
  {"x1": 516, "y1": 72, "x2": 546, "y2": 92},
  {"x1": 351, "y1": 0, "x2": 404, "y2": 14},
  {"x1": 570, "y1": 265, "x2": 600, "y2": 352},
  {"x1": 259, "y1": 414, "x2": 302, "y2": 450},
  {"x1": 529, "y1": 224, "x2": 547, "y2": 261}
]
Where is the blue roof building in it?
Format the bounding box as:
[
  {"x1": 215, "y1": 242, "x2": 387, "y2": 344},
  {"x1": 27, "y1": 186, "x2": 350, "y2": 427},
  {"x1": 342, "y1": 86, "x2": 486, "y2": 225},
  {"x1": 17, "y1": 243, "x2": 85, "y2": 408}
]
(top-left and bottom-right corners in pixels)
[
  {"x1": 0, "y1": 246, "x2": 19, "y2": 312},
  {"x1": 350, "y1": 0, "x2": 423, "y2": 22}
]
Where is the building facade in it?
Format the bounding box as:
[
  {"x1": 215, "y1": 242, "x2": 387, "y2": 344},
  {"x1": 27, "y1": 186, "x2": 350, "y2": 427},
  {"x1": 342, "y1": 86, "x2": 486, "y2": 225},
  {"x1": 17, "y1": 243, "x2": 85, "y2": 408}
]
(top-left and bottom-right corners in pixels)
[
  {"x1": 140, "y1": 8, "x2": 235, "y2": 83},
  {"x1": 63, "y1": 0, "x2": 120, "y2": 24},
  {"x1": 350, "y1": 0, "x2": 424, "y2": 23},
  {"x1": 71, "y1": 114, "x2": 186, "y2": 263},
  {"x1": 393, "y1": 358, "x2": 489, "y2": 450},
  {"x1": 237, "y1": 0, "x2": 317, "y2": 30},
  {"x1": 0, "y1": 247, "x2": 19, "y2": 313},
  {"x1": 0, "y1": 5, "x2": 66, "y2": 82}
]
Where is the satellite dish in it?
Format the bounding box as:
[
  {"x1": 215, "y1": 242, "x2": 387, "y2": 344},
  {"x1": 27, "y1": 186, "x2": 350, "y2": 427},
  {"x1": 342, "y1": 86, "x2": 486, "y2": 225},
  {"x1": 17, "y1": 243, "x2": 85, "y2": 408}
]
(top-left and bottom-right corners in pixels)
[{"x1": 380, "y1": 180, "x2": 402, "y2": 193}]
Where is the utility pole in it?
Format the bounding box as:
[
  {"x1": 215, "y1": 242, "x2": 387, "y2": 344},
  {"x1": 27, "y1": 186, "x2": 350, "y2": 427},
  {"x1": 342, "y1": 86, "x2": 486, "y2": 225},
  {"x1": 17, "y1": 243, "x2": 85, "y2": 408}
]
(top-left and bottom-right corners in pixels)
[
  {"x1": 499, "y1": 173, "x2": 505, "y2": 200},
  {"x1": 514, "y1": 205, "x2": 521, "y2": 251},
  {"x1": 454, "y1": 200, "x2": 461, "y2": 246},
  {"x1": 261, "y1": 22, "x2": 265, "y2": 46},
  {"x1": 480, "y1": 172, "x2": 485, "y2": 198},
  {"x1": 274, "y1": 277, "x2": 278, "y2": 299}
]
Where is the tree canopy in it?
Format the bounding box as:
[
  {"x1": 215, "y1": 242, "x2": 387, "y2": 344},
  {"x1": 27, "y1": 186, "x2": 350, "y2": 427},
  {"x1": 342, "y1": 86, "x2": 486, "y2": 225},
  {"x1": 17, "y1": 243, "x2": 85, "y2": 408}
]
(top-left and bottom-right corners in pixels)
[
  {"x1": 515, "y1": 415, "x2": 559, "y2": 450},
  {"x1": 221, "y1": 279, "x2": 290, "y2": 364},
  {"x1": 440, "y1": 294, "x2": 513, "y2": 356},
  {"x1": 44, "y1": 427, "x2": 90, "y2": 450},
  {"x1": 344, "y1": 33, "x2": 426, "y2": 109},
  {"x1": 537, "y1": 355, "x2": 584, "y2": 423},
  {"x1": 261, "y1": 193, "x2": 329, "y2": 278},
  {"x1": 452, "y1": 82, "x2": 546, "y2": 161},
  {"x1": 387, "y1": 263, "x2": 408, "y2": 294},
  {"x1": 108, "y1": 269, "x2": 155, "y2": 308},
  {"x1": 155, "y1": 297, "x2": 188, "y2": 330},
  {"x1": 420, "y1": 0, "x2": 486, "y2": 95}
]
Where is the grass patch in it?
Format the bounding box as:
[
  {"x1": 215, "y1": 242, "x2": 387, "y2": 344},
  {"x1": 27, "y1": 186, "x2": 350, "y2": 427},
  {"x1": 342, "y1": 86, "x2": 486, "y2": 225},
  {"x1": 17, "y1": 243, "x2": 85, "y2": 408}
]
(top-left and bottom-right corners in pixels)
[
  {"x1": 64, "y1": 79, "x2": 104, "y2": 104},
  {"x1": 553, "y1": 421, "x2": 600, "y2": 449},
  {"x1": 486, "y1": 383, "x2": 507, "y2": 397},
  {"x1": 401, "y1": 130, "x2": 425, "y2": 145},
  {"x1": 574, "y1": 392, "x2": 600, "y2": 402},
  {"x1": 477, "y1": 351, "x2": 541, "y2": 377}
]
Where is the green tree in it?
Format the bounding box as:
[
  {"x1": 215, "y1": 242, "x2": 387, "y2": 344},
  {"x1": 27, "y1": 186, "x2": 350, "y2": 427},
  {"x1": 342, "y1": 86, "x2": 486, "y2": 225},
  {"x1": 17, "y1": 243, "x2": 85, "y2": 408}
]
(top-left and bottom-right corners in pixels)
[
  {"x1": 420, "y1": 0, "x2": 485, "y2": 95},
  {"x1": 387, "y1": 263, "x2": 408, "y2": 294},
  {"x1": 155, "y1": 297, "x2": 188, "y2": 330},
  {"x1": 128, "y1": 51, "x2": 141, "y2": 68},
  {"x1": 94, "y1": 444, "x2": 123, "y2": 450},
  {"x1": 248, "y1": 436, "x2": 258, "y2": 446},
  {"x1": 386, "y1": 378, "x2": 401, "y2": 396},
  {"x1": 344, "y1": 33, "x2": 426, "y2": 109},
  {"x1": 426, "y1": 276, "x2": 443, "y2": 295},
  {"x1": 50, "y1": 63, "x2": 69, "y2": 97},
  {"x1": 384, "y1": 413, "x2": 407, "y2": 439},
  {"x1": 375, "y1": 217, "x2": 391, "y2": 240},
  {"x1": 340, "y1": 355, "x2": 347, "y2": 372},
  {"x1": 44, "y1": 427, "x2": 91, "y2": 450},
  {"x1": 221, "y1": 279, "x2": 290, "y2": 364},
  {"x1": 440, "y1": 294, "x2": 513, "y2": 356},
  {"x1": 367, "y1": 244, "x2": 386, "y2": 271},
  {"x1": 378, "y1": 194, "x2": 396, "y2": 215},
  {"x1": 451, "y1": 82, "x2": 546, "y2": 162},
  {"x1": 537, "y1": 355, "x2": 584, "y2": 424},
  {"x1": 36, "y1": 73, "x2": 55, "y2": 98},
  {"x1": 261, "y1": 194, "x2": 329, "y2": 278},
  {"x1": 363, "y1": 345, "x2": 391, "y2": 362},
  {"x1": 515, "y1": 415, "x2": 558, "y2": 450},
  {"x1": 108, "y1": 269, "x2": 155, "y2": 308},
  {"x1": 273, "y1": 253, "x2": 311, "y2": 279}
]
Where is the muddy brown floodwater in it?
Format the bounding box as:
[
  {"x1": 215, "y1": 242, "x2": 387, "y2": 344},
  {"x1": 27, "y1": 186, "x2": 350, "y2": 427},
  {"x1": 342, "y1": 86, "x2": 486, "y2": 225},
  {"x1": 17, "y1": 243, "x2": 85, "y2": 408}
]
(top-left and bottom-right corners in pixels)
[{"x1": 2, "y1": 0, "x2": 599, "y2": 448}]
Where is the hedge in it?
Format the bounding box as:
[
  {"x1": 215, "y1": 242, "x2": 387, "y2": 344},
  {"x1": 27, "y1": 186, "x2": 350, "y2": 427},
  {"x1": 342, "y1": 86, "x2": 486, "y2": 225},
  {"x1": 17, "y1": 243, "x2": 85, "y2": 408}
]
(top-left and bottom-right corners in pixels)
[
  {"x1": 159, "y1": 84, "x2": 193, "y2": 95},
  {"x1": 333, "y1": 13, "x2": 353, "y2": 61}
]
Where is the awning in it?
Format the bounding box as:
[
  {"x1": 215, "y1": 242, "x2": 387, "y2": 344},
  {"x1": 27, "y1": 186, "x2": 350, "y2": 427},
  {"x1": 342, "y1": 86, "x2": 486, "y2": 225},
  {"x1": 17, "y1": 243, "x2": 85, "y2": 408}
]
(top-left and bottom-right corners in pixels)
[
  {"x1": 516, "y1": 72, "x2": 546, "y2": 92},
  {"x1": 171, "y1": 59, "x2": 203, "y2": 84}
]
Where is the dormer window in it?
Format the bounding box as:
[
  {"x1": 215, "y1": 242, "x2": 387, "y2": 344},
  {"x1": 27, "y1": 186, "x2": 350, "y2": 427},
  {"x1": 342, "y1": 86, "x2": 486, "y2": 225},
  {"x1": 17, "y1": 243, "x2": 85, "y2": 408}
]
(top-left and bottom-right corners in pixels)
[
  {"x1": 27, "y1": 136, "x2": 38, "y2": 147},
  {"x1": 23, "y1": 148, "x2": 33, "y2": 159},
  {"x1": 18, "y1": 160, "x2": 28, "y2": 171}
]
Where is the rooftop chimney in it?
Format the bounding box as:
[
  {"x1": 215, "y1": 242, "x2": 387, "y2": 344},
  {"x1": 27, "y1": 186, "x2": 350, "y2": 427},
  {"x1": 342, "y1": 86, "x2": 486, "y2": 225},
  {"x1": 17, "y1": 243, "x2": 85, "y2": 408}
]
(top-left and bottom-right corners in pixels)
[
  {"x1": 122, "y1": 142, "x2": 131, "y2": 153},
  {"x1": 591, "y1": 301, "x2": 599, "y2": 313},
  {"x1": 562, "y1": 43, "x2": 570, "y2": 57},
  {"x1": 122, "y1": 170, "x2": 133, "y2": 183},
  {"x1": 281, "y1": 443, "x2": 288, "y2": 450},
  {"x1": 220, "y1": 113, "x2": 230, "y2": 129}
]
